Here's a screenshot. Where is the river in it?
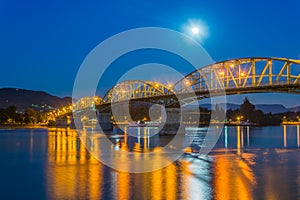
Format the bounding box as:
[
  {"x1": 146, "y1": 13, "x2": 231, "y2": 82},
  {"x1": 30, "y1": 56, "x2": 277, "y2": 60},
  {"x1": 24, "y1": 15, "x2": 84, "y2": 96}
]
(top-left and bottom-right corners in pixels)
[{"x1": 0, "y1": 125, "x2": 299, "y2": 199}]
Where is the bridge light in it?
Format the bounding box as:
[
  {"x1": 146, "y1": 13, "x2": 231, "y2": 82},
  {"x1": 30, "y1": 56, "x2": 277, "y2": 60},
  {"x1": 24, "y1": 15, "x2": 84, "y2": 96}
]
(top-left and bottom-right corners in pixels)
[
  {"x1": 240, "y1": 72, "x2": 246, "y2": 77},
  {"x1": 230, "y1": 64, "x2": 234, "y2": 68},
  {"x1": 167, "y1": 83, "x2": 173, "y2": 88},
  {"x1": 184, "y1": 80, "x2": 191, "y2": 86},
  {"x1": 219, "y1": 71, "x2": 225, "y2": 76},
  {"x1": 268, "y1": 60, "x2": 272, "y2": 65}
]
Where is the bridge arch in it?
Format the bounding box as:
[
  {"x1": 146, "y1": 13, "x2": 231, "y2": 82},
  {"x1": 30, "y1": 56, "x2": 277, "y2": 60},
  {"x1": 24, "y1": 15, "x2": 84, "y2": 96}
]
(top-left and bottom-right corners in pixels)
[
  {"x1": 73, "y1": 96, "x2": 102, "y2": 111},
  {"x1": 102, "y1": 80, "x2": 173, "y2": 103},
  {"x1": 172, "y1": 57, "x2": 300, "y2": 95}
]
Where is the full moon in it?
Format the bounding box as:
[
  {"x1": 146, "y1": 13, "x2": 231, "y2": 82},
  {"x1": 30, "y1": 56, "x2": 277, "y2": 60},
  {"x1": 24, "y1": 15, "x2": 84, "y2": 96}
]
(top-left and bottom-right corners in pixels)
[
  {"x1": 183, "y1": 20, "x2": 208, "y2": 41},
  {"x1": 191, "y1": 26, "x2": 199, "y2": 35}
]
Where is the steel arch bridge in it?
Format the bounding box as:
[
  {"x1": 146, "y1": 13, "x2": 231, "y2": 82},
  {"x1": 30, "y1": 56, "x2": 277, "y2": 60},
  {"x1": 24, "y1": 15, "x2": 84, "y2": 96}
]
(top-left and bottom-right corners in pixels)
[
  {"x1": 55, "y1": 57, "x2": 300, "y2": 116},
  {"x1": 97, "y1": 57, "x2": 300, "y2": 106},
  {"x1": 101, "y1": 80, "x2": 173, "y2": 103}
]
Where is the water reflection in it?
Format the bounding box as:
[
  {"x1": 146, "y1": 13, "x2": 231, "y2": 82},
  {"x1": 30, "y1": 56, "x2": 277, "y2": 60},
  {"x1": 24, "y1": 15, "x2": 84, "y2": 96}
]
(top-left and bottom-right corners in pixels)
[
  {"x1": 44, "y1": 125, "x2": 300, "y2": 199},
  {"x1": 297, "y1": 125, "x2": 300, "y2": 147},
  {"x1": 47, "y1": 129, "x2": 102, "y2": 199},
  {"x1": 214, "y1": 153, "x2": 256, "y2": 200},
  {"x1": 46, "y1": 128, "x2": 214, "y2": 199}
]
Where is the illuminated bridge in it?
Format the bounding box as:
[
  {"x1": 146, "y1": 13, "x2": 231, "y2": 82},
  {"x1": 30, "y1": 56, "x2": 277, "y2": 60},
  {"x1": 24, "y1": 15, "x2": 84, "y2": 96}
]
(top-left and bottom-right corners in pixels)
[
  {"x1": 51, "y1": 57, "x2": 300, "y2": 129},
  {"x1": 73, "y1": 57, "x2": 300, "y2": 109}
]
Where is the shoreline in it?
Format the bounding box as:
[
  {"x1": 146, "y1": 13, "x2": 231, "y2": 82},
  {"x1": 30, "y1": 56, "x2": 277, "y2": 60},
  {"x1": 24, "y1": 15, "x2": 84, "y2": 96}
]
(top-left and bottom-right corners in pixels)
[
  {"x1": 0, "y1": 124, "x2": 50, "y2": 129},
  {"x1": 0, "y1": 123, "x2": 298, "y2": 130}
]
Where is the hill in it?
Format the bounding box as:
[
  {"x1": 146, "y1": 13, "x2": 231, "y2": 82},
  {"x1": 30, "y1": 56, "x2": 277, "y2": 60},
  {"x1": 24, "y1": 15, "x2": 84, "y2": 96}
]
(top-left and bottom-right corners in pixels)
[{"x1": 0, "y1": 88, "x2": 72, "y2": 112}]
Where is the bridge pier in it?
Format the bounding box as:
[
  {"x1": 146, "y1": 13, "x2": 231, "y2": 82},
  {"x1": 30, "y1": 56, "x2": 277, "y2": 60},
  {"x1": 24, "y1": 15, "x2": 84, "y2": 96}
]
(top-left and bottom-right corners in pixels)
[
  {"x1": 159, "y1": 108, "x2": 184, "y2": 135},
  {"x1": 98, "y1": 112, "x2": 113, "y2": 131}
]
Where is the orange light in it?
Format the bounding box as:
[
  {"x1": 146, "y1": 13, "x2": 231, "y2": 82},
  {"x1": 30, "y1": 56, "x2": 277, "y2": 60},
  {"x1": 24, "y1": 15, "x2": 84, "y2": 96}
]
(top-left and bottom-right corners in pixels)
[
  {"x1": 240, "y1": 72, "x2": 246, "y2": 77},
  {"x1": 184, "y1": 80, "x2": 191, "y2": 86},
  {"x1": 167, "y1": 83, "x2": 173, "y2": 88},
  {"x1": 219, "y1": 71, "x2": 225, "y2": 76}
]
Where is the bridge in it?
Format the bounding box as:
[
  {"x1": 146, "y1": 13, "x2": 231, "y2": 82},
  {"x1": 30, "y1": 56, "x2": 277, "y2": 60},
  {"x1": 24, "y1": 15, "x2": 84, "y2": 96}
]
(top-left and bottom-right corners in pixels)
[
  {"x1": 74, "y1": 57, "x2": 300, "y2": 109},
  {"x1": 50, "y1": 57, "x2": 300, "y2": 130}
]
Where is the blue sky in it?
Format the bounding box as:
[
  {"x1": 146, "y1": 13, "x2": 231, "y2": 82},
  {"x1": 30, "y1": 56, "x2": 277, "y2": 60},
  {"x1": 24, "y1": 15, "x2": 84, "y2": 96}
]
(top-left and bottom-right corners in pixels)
[{"x1": 0, "y1": 0, "x2": 300, "y2": 107}]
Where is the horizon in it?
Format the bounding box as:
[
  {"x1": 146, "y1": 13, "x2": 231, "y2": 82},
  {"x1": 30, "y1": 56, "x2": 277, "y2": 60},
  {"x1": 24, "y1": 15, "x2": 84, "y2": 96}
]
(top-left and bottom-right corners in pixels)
[{"x1": 1, "y1": 87, "x2": 299, "y2": 109}]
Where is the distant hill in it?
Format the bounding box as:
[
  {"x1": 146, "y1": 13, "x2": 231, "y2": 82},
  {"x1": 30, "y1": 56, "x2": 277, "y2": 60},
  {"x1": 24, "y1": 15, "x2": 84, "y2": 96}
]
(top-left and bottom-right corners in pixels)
[
  {"x1": 287, "y1": 106, "x2": 300, "y2": 112},
  {"x1": 0, "y1": 88, "x2": 72, "y2": 112},
  {"x1": 200, "y1": 103, "x2": 299, "y2": 114}
]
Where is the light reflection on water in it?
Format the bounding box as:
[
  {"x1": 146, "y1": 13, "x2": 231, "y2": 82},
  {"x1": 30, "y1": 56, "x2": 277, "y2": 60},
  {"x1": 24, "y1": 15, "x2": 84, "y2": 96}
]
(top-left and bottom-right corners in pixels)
[{"x1": 0, "y1": 126, "x2": 300, "y2": 199}]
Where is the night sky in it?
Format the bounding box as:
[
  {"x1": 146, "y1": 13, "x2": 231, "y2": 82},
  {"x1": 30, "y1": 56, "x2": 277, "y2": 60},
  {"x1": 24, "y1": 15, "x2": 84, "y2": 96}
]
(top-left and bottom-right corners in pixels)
[{"x1": 1, "y1": 0, "x2": 300, "y2": 107}]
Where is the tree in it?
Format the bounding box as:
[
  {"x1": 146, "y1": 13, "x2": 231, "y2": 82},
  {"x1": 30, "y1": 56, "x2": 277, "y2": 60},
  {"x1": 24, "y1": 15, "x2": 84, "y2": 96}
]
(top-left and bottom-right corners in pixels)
[
  {"x1": 24, "y1": 108, "x2": 41, "y2": 124},
  {"x1": 0, "y1": 106, "x2": 22, "y2": 124}
]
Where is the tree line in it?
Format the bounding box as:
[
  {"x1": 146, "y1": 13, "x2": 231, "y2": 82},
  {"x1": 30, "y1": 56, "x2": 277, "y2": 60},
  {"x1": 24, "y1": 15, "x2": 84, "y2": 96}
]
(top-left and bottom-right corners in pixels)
[
  {"x1": 0, "y1": 106, "x2": 45, "y2": 125},
  {"x1": 1, "y1": 98, "x2": 299, "y2": 126},
  {"x1": 225, "y1": 97, "x2": 299, "y2": 125}
]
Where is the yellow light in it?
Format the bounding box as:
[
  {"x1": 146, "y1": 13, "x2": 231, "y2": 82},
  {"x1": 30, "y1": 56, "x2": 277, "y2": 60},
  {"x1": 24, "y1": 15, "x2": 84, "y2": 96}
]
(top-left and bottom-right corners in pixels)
[
  {"x1": 240, "y1": 72, "x2": 246, "y2": 77},
  {"x1": 219, "y1": 71, "x2": 225, "y2": 76},
  {"x1": 230, "y1": 64, "x2": 234, "y2": 68},
  {"x1": 184, "y1": 80, "x2": 191, "y2": 86},
  {"x1": 167, "y1": 83, "x2": 173, "y2": 88}
]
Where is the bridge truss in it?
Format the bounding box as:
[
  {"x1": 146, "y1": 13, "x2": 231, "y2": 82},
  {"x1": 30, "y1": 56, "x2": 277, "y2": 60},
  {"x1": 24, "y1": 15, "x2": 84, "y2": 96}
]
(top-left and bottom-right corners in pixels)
[
  {"x1": 101, "y1": 80, "x2": 173, "y2": 103},
  {"x1": 173, "y1": 57, "x2": 300, "y2": 95},
  {"x1": 55, "y1": 57, "x2": 300, "y2": 115}
]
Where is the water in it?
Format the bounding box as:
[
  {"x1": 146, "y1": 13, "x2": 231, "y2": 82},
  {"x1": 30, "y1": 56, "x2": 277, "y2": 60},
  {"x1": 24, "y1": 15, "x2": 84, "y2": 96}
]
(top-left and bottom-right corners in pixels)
[{"x1": 0, "y1": 126, "x2": 300, "y2": 199}]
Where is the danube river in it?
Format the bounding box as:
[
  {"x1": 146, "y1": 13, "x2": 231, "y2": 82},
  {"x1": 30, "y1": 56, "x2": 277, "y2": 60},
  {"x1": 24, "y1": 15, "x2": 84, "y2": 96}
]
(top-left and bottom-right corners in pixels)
[{"x1": 0, "y1": 126, "x2": 300, "y2": 199}]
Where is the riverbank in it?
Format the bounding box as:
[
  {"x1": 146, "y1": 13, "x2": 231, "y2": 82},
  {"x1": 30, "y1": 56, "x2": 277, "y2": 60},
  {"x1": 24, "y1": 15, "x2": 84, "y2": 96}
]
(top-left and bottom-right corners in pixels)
[{"x1": 0, "y1": 124, "x2": 49, "y2": 129}]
